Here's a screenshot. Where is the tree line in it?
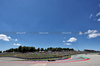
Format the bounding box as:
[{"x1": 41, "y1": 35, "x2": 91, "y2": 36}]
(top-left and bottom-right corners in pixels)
[{"x1": 4, "y1": 46, "x2": 74, "y2": 53}]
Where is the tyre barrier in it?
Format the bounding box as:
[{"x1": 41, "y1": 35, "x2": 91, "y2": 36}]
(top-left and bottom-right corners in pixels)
[{"x1": 48, "y1": 59, "x2": 56, "y2": 61}]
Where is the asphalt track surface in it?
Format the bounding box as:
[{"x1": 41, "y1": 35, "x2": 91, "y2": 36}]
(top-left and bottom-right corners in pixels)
[
  {"x1": 1, "y1": 54, "x2": 99, "y2": 66},
  {"x1": 0, "y1": 54, "x2": 91, "y2": 66},
  {"x1": 1, "y1": 54, "x2": 100, "y2": 66}
]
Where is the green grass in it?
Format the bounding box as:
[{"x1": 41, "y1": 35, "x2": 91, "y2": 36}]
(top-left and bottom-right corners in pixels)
[
  {"x1": 0, "y1": 53, "x2": 68, "y2": 58},
  {"x1": 0, "y1": 53, "x2": 71, "y2": 61},
  {"x1": 25, "y1": 55, "x2": 71, "y2": 61}
]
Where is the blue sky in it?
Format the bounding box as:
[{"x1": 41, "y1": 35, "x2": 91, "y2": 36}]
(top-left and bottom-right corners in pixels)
[{"x1": 0, "y1": 0, "x2": 100, "y2": 51}]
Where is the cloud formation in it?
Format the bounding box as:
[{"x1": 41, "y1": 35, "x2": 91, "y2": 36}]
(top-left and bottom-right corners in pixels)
[
  {"x1": 79, "y1": 31, "x2": 83, "y2": 35},
  {"x1": 89, "y1": 4, "x2": 100, "y2": 22},
  {"x1": 13, "y1": 43, "x2": 21, "y2": 46},
  {"x1": 0, "y1": 34, "x2": 18, "y2": 42},
  {"x1": 0, "y1": 34, "x2": 11, "y2": 41},
  {"x1": 67, "y1": 37, "x2": 77, "y2": 42},
  {"x1": 85, "y1": 30, "x2": 100, "y2": 39},
  {"x1": 96, "y1": 12, "x2": 100, "y2": 22},
  {"x1": 85, "y1": 30, "x2": 98, "y2": 34},
  {"x1": 64, "y1": 43, "x2": 72, "y2": 45},
  {"x1": 97, "y1": 18, "x2": 100, "y2": 21},
  {"x1": 63, "y1": 41, "x2": 65, "y2": 42},
  {"x1": 88, "y1": 33, "x2": 100, "y2": 38},
  {"x1": 96, "y1": 12, "x2": 100, "y2": 16},
  {"x1": 89, "y1": 14, "x2": 93, "y2": 18},
  {"x1": 14, "y1": 39, "x2": 18, "y2": 41}
]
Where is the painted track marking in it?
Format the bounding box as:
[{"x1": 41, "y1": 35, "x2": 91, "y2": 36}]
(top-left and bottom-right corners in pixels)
[{"x1": 30, "y1": 63, "x2": 47, "y2": 66}]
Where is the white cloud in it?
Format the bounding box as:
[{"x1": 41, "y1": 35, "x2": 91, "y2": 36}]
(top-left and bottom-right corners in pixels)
[
  {"x1": 79, "y1": 31, "x2": 83, "y2": 35},
  {"x1": 85, "y1": 30, "x2": 100, "y2": 39},
  {"x1": 64, "y1": 43, "x2": 72, "y2": 45},
  {"x1": 11, "y1": 39, "x2": 18, "y2": 41},
  {"x1": 96, "y1": 12, "x2": 100, "y2": 16},
  {"x1": 88, "y1": 33, "x2": 100, "y2": 38},
  {"x1": 97, "y1": 18, "x2": 100, "y2": 22},
  {"x1": 0, "y1": 34, "x2": 11, "y2": 41},
  {"x1": 85, "y1": 30, "x2": 98, "y2": 34},
  {"x1": 0, "y1": 34, "x2": 18, "y2": 42},
  {"x1": 13, "y1": 43, "x2": 21, "y2": 46},
  {"x1": 96, "y1": 12, "x2": 100, "y2": 22},
  {"x1": 14, "y1": 39, "x2": 18, "y2": 41},
  {"x1": 89, "y1": 14, "x2": 93, "y2": 18},
  {"x1": 63, "y1": 41, "x2": 65, "y2": 42},
  {"x1": 67, "y1": 37, "x2": 77, "y2": 42},
  {"x1": 99, "y1": 4, "x2": 100, "y2": 7}
]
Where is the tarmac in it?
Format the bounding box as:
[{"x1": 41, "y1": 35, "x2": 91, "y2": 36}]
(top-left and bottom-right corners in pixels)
[{"x1": 0, "y1": 54, "x2": 100, "y2": 66}]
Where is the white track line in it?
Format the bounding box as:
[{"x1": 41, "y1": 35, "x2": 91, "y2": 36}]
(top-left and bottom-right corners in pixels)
[{"x1": 30, "y1": 63, "x2": 47, "y2": 66}]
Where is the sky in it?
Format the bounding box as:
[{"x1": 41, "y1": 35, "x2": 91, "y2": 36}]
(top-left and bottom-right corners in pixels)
[{"x1": 0, "y1": 0, "x2": 100, "y2": 51}]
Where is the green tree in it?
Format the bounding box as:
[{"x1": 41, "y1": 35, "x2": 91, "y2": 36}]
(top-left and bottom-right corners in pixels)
[
  {"x1": 13, "y1": 48, "x2": 18, "y2": 52},
  {"x1": 22, "y1": 46, "x2": 28, "y2": 52},
  {"x1": 41, "y1": 48, "x2": 44, "y2": 51},
  {"x1": 18, "y1": 46, "x2": 22, "y2": 52},
  {"x1": 37, "y1": 48, "x2": 40, "y2": 52},
  {"x1": 57, "y1": 47, "x2": 62, "y2": 51},
  {"x1": 30, "y1": 47, "x2": 36, "y2": 52}
]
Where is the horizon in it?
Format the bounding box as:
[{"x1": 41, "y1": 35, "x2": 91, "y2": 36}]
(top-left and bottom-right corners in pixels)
[
  {"x1": 0, "y1": 0, "x2": 100, "y2": 51},
  {"x1": 2, "y1": 45, "x2": 99, "y2": 52}
]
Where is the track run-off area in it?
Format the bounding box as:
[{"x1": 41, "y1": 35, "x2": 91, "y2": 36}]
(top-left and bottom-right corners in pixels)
[
  {"x1": 0, "y1": 54, "x2": 93, "y2": 66},
  {"x1": 0, "y1": 53, "x2": 100, "y2": 66}
]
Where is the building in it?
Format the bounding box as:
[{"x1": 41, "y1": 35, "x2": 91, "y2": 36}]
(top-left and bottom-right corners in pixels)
[{"x1": 84, "y1": 49, "x2": 95, "y2": 52}]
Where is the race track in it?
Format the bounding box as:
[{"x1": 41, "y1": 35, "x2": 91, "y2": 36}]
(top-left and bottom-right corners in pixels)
[{"x1": 0, "y1": 54, "x2": 99, "y2": 66}]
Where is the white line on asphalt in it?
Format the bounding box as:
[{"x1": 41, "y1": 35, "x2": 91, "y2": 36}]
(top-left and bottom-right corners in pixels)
[{"x1": 30, "y1": 63, "x2": 47, "y2": 66}]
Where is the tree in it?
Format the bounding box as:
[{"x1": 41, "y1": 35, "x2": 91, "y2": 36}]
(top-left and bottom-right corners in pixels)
[
  {"x1": 62, "y1": 48, "x2": 67, "y2": 51},
  {"x1": 30, "y1": 47, "x2": 36, "y2": 52},
  {"x1": 0, "y1": 51, "x2": 2, "y2": 53},
  {"x1": 57, "y1": 47, "x2": 62, "y2": 51},
  {"x1": 6, "y1": 48, "x2": 14, "y2": 52},
  {"x1": 49, "y1": 47, "x2": 53, "y2": 51},
  {"x1": 22, "y1": 46, "x2": 28, "y2": 52},
  {"x1": 18, "y1": 46, "x2": 22, "y2": 52},
  {"x1": 52, "y1": 48, "x2": 56, "y2": 52},
  {"x1": 70, "y1": 48, "x2": 74, "y2": 51},
  {"x1": 37, "y1": 48, "x2": 40, "y2": 52},
  {"x1": 44, "y1": 49, "x2": 47, "y2": 52},
  {"x1": 41, "y1": 48, "x2": 44, "y2": 51},
  {"x1": 5, "y1": 46, "x2": 74, "y2": 52},
  {"x1": 13, "y1": 48, "x2": 18, "y2": 52},
  {"x1": 66, "y1": 48, "x2": 70, "y2": 51}
]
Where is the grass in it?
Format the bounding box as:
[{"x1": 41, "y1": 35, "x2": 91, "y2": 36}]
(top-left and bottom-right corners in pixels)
[
  {"x1": 25, "y1": 55, "x2": 71, "y2": 61},
  {"x1": 0, "y1": 53, "x2": 71, "y2": 61}
]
